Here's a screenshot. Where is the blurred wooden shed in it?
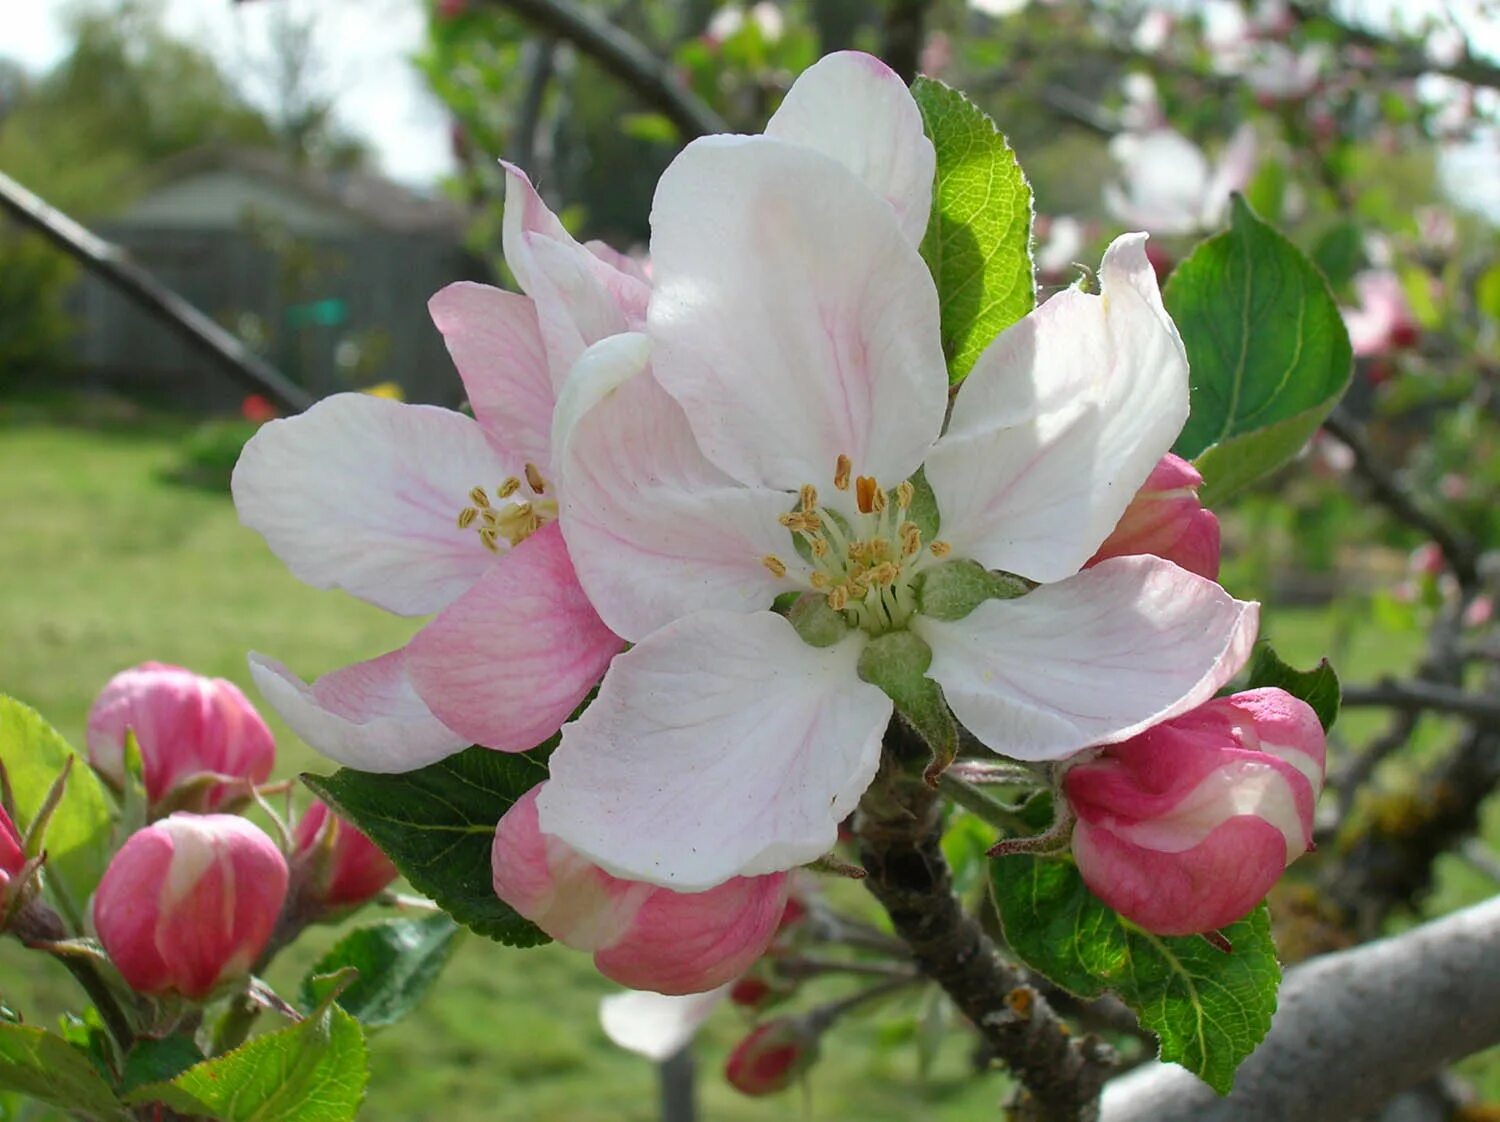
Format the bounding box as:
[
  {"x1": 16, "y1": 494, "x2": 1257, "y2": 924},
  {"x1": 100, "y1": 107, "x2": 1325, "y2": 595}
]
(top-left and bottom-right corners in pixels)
[{"x1": 70, "y1": 145, "x2": 484, "y2": 410}]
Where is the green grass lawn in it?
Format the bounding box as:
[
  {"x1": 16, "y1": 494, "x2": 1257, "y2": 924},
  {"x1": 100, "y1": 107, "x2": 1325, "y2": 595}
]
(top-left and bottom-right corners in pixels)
[{"x1": 0, "y1": 398, "x2": 1492, "y2": 1117}]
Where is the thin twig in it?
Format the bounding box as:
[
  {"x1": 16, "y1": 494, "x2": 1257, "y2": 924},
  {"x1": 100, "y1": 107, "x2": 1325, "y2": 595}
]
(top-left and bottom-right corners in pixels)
[{"x1": 1340, "y1": 679, "x2": 1500, "y2": 724}]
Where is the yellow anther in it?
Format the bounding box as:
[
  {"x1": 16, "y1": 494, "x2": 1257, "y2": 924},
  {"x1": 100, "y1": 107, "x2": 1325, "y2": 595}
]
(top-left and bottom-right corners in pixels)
[
  {"x1": 498, "y1": 477, "x2": 522, "y2": 498},
  {"x1": 810, "y1": 537, "x2": 830, "y2": 559},
  {"x1": 855, "y1": 475, "x2": 878, "y2": 514},
  {"x1": 512, "y1": 500, "x2": 533, "y2": 518},
  {"x1": 896, "y1": 480, "x2": 915, "y2": 510},
  {"x1": 868, "y1": 539, "x2": 891, "y2": 561},
  {"x1": 871, "y1": 486, "x2": 887, "y2": 514},
  {"x1": 762, "y1": 554, "x2": 788, "y2": 578},
  {"x1": 810, "y1": 571, "x2": 830, "y2": 589},
  {"x1": 847, "y1": 541, "x2": 869, "y2": 562},
  {"x1": 457, "y1": 508, "x2": 478, "y2": 529},
  {"x1": 834, "y1": 454, "x2": 852, "y2": 491},
  {"x1": 827, "y1": 585, "x2": 849, "y2": 611},
  {"x1": 524, "y1": 463, "x2": 546, "y2": 494},
  {"x1": 900, "y1": 521, "x2": 922, "y2": 557},
  {"x1": 800, "y1": 484, "x2": 818, "y2": 510},
  {"x1": 930, "y1": 540, "x2": 953, "y2": 558},
  {"x1": 479, "y1": 529, "x2": 501, "y2": 553},
  {"x1": 481, "y1": 509, "x2": 500, "y2": 526},
  {"x1": 869, "y1": 562, "x2": 900, "y2": 586},
  {"x1": 470, "y1": 486, "x2": 491, "y2": 508}
]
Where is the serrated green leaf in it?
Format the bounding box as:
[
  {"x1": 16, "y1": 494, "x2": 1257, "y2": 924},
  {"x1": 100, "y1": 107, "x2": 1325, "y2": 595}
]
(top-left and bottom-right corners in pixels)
[
  {"x1": 299, "y1": 914, "x2": 461, "y2": 1029},
  {"x1": 1166, "y1": 195, "x2": 1352, "y2": 504},
  {"x1": 1245, "y1": 644, "x2": 1340, "y2": 732},
  {"x1": 913, "y1": 76, "x2": 1034, "y2": 383},
  {"x1": 991, "y1": 857, "x2": 1280, "y2": 1094},
  {"x1": 126, "y1": 998, "x2": 367, "y2": 1122},
  {"x1": 0, "y1": 1024, "x2": 125, "y2": 1120},
  {"x1": 119, "y1": 1035, "x2": 204, "y2": 1095},
  {"x1": 0, "y1": 697, "x2": 114, "y2": 924},
  {"x1": 303, "y1": 745, "x2": 550, "y2": 947}
]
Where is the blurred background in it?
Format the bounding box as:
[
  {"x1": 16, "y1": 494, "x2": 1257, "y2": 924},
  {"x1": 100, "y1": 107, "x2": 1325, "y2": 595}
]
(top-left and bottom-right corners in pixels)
[{"x1": 1, "y1": 0, "x2": 1498, "y2": 1118}]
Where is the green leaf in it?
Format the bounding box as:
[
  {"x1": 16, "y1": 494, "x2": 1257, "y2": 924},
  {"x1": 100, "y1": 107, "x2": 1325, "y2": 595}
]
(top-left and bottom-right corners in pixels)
[
  {"x1": 119, "y1": 1036, "x2": 205, "y2": 1095},
  {"x1": 0, "y1": 697, "x2": 114, "y2": 923},
  {"x1": 0, "y1": 1024, "x2": 124, "y2": 1120},
  {"x1": 303, "y1": 745, "x2": 550, "y2": 947},
  {"x1": 1166, "y1": 195, "x2": 1352, "y2": 506},
  {"x1": 991, "y1": 857, "x2": 1280, "y2": 1094},
  {"x1": 126, "y1": 994, "x2": 368, "y2": 1122},
  {"x1": 299, "y1": 914, "x2": 461, "y2": 1029},
  {"x1": 1245, "y1": 644, "x2": 1340, "y2": 732},
  {"x1": 913, "y1": 76, "x2": 1034, "y2": 383}
]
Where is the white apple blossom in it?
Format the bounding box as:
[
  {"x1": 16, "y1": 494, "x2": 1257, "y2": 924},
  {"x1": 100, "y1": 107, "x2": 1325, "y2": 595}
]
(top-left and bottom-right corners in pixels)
[
  {"x1": 535, "y1": 52, "x2": 1258, "y2": 892},
  {"x1": 1105, "y1": 124, "x2": 1258, "y2": 236}
]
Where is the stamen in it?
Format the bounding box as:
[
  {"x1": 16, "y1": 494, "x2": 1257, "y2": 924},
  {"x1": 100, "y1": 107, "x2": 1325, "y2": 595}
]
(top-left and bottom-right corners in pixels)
[
  {"x1": 896, "y1": 480, "x2": 915, "y2": 510},
  {"x1": 930, "y1": 540, "x2": 952, "y2": 558},
  {"x1": 479, "y1": 529, "x2": 500, "y2": 552},
  {"x1": 855, "y1": 475, "x2": 878, "y2": 514},
  {"x1": 762, "y1": 555, "x2": 788, "y2": 578},
  {"x1": 469, "y1": 486, "x2": 491, "y2": 509},
  {"x1": 900, "y1": 521, "x2": 922, "y2": 557},
  {"x1": 871, "y1": 486, "x2": 887, "y2": 514},
  {"x1": 834, "y1": 455, "x2": 852, "y2": 491},
  {"x1": 498, "y1": 477, "x2": 522, "y2": 498},
  {"x1": 810, "y1": 571, "x2": 830, "y2": 589},
  {"x1": 457, "y1": 508, "x2": 478, "y2": 529},
  {"x1": 524, "y1": 463, "x2": 546, "y2": 494},
  {"x1": 800, "y1": 484, "x2": 818, "y2": 510},
  {"x1": 810, "y1": 537, "x2": 830, "y2": 558},
  {"x1": 827, "y1": 585, "x2": 849, "y2": 611}
]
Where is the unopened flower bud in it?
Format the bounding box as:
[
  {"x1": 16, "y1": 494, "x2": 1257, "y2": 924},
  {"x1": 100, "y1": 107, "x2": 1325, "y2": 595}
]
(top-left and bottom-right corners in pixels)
[
  {"x1": 1088, "y1": 454, "x2": 1220, "y2": 580},
  {"x1": 87, "y1": 663, "x2": 275, "y2": 814},
  {"x1": 291, "y1": 801, "x2": 398, "y2": 911},
  {"x1": 1063, "y1": 688, "x2": 1325, "y2": 935},
  {"x1": 724, "y1": 1018, "x2": 818, "y2": 1095},
  {"x1": 93, "y1": 814, "x2": 288, "y2": 999},
  {"x1": 493, "y1": 785, "x2": 789, "y2": 995},
  {"x1": 0, "y1": 805, "x2": 24, "y2": 899}
]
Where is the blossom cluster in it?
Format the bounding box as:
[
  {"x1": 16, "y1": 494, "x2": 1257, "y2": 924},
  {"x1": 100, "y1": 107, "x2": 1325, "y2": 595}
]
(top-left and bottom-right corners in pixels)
[{"x1": 234, "y1": 52, "x2": 1326, "y2": 1004}]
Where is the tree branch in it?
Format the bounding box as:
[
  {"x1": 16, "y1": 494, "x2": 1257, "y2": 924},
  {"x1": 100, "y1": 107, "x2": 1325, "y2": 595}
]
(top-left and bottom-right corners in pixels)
[
  {"x1": 1100, "y1": 893, "x2": 1500, "y2": 1122},
  {"x1": 1340, "y1": 678, "x2": 1500, "y2": 723},
  {"x1": 481, "y1": 0, "x2": 727, "y2": 139},
  {"x1": 1287, "y1": 0, "x2": 1500, "y2": 92},
  {"x1": 880, "y1": 0, "x2": 930, "y2": 85}
]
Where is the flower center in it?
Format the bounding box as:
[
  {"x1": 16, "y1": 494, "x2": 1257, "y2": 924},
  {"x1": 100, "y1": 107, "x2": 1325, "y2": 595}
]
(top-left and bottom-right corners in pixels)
[
  {"x1": 457, "y1": 462, "x2": 558, "y2": 552},
  {"x1": 764, "y1": 454, "x2": 950, "y2": 635}
]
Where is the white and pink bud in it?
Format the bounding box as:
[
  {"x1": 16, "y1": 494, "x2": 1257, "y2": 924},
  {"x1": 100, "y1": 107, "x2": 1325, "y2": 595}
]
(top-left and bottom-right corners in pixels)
[
  {"x1": 0, "y1": 805, "x2": 24, "y2": 899},
  {"x1": 292, "y1": 801, "x2": 399, "y2": 911},
  {"x1": 93, "y1": 814, "x2": 288, "y2": 999},
  {"x1": 724, "y1": 1018, "x2": 819, "y2": 1096},
  {"x1": 1088, "y1": 454, "x2": 1221, "y2": 580},
  {"x1": 1063, "y1": 688, "x2": 1325, "y2": 936},
  {"x1": 1342, "y1": 270, "x2": 1420, "y2": 358},
  {"x1": 492, "y1": 786, "x2": 789, "y2": 995},
  {"x1": 87, "y1": 662, "x2": 275, "y2": 814}
]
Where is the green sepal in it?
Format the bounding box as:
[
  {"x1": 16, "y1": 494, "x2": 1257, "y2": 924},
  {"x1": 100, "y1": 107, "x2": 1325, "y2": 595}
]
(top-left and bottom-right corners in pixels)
[
  {"x1": 788, "y1": 593, "x2": 852, "y2": 648},
  {"x1": 857, "y1": 632, "x2": 957, "y2": 785},
  {"x1": 914, "y1": 559, "x2": 1030, "y2": 621}
]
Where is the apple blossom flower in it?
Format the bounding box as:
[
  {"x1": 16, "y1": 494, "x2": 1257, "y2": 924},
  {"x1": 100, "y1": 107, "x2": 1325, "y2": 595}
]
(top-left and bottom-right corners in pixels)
[
  {"x1": 1088, "y1": 454, "x2": 1221, "y2": 580},
  {"x1": 600, "y1": 986, "x2": 732, "y2": 1060},
  {"x1": 87, "y1": 662, "x2": 275, "y2": 813},
  {"x1": 1342, "y1": 270, "x2": 1419, "y2": 357},
  {"x1": 705, "y1": 2, "x2": 784, "y2": 44},
  {"x1": 493, "y1": 785, "x2": 789, "y2": 994},
  {"x1": 725, "y1": 1019, "x2": 819, "y2": 1095},
  {"x1": 1033, "y1": 215, "x2": 1089, "y2": 280},
  {"x1": 535, "y1": 52, "x2": 1257, "y2": 892},
  {"x1": 1063, "y1": 687, "x2": 1325, "y2": 935},
  {"x1": 1105, "y1": 124, "x2": 1258, "y2": 236},
  {"x1": 292, "y1": 800, "x2": 398, "y2": 910},
  {"x1": 93, "y1": 814, "x2": 289, "y2": 999},
  {"x1": 233, "y1": 166, "x2": 641, "y2": 769}
]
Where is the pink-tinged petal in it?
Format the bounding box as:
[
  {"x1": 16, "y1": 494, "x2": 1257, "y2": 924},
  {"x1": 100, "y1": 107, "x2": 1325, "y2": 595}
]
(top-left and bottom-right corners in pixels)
[
  {"x1": 538, "y1": 610, "x2": 892, "y2": 891},
  {"x1": 585, "y1": 240, "x2": 651, "y2": 283},
  {"x1": 924, "y1": 234, "x2": 1189, "y2": 583},
  {"x1": 1065, "y1": 687, "x2": 1324, "y2": 934},
  {"x1": 495, "y1": 787, "x2": 787, "y2": 994},
  {"x1": 406, "y1": 523, "x2": 623, "y2": 752},
  {"x1": 232, "y1": 394, "x2": 509, "y2": 616},
  {"x1": 556, "y1": 335, "x2": 800, "y2": 641},
  {"x1": 763, "y1": 51, "x2": 936, "y2": 246},
  {"x1": 648, "y1": 135, "x2": 948, "y2": 492},
  {"x1": 1203, "y1": 123, "x2": 1258, "y2": 225},
  {"x1": 1087, "y1": 453, "x2": 1222, "y2": 580},
  {"x1": 248, "y1": 649, "x2": 469, "y2": 772},
  {"x1": 428, "y1": 282, "x2": 553, "y2": 475},
  {"x1": 1104, "y1": 130, "x2": 1212, "y2": 235},
  {"x1": 600, "y1": 987, "x2": 730, "y2": 1061},
  {"x1": 502, "y1": 163, "x2": 650, "y2": 386},
  {"x1": 915, "y1": 556, "x2": 1258, "y2": 761}
]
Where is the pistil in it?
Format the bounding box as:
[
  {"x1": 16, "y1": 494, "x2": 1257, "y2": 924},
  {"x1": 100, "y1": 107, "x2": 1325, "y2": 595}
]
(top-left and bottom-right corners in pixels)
[{"x1": 456, "y1": 462, "x2": 558, "y2": 552}]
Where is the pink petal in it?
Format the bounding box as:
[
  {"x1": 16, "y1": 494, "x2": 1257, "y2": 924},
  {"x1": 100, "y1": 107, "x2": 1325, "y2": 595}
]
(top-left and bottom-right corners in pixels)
[
  {"x1": 232, "y1": 394, "x2": 510, "y2": 616},
  {"x1": 916, "y1": 556, "x2": 1258, "y2": 761},
  {"x1": 428, "y1": 282, "x2": 554, "y2": 476},
  {"x1": 924, "y1": 234, "x2": 1190, "y2": 583},
  {"x1": 406, "y1": 523, "x2": 623, "y2": 752},
  {"x1": 1087, "y1": 453, "x2": 1222, "y2": 580},
  {"x1": 538, "y1": 610, "x2": 892, "y2": 891},
  {"x1": 248, "y1": 648, "x2": 469, "y2": 772},
  {"x1": 648, "y1": 135, "x2": 948, "y2": 492}
]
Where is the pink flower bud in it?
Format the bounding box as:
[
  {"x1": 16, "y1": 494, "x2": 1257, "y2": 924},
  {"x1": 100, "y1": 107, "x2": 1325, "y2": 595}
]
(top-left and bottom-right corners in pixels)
[
  {"x1": 87, "y1": 663, "x2": 275, "y2": 813},
  {"x1": 1088, "y1": 454, "x2": 1221, "y2": 580},
  {"x1": 492, "y1": 786, "x2": 788, "y2": 995},
  {"x1": 724, "y1": 1019, "x2": 818, "y2": 1096},
  {"x1": 1063, "y1": 688, "x2": 1325, "y2": 936},
  {"x1": 292, "y1": 800, "x2": 398, "y2": 909},
  {"x1": 93, "y1": 814, "x2": 288, "y2": 999},
  {"x1": 0, "y1": 805, "x2": 24, "y2": 894}
]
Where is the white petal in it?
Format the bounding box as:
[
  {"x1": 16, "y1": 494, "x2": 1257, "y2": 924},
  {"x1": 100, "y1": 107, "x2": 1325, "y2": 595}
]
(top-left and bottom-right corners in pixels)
[
  {"x1": 923, "y1": 234, "x2": 1188, "y2": 583},
  {"x1": 600, "y1": 987, "x2": 729, "y2": 1061},
  {"x1": 248, "y1": 649, "x2": 468, "y2": 772},
  {"x1": 538, "y1": 611, "x2": 891, "y2": 891},
  {"x1": 764, "y1": 51, "x2": 935, "y2": 246},
  {"x1": 1104, "y1": 130, "x2": 1212, "y2": 235},
  {"x1": 557, "y1": 336, "x2": 799, "y2": 642},
  {"x1": 648, "y1": 135, "x2": 948, "y2": 491},
  {"x1": 232, "y1": 394, "x2": 509, "y2": 615},
  {"x1": 915, "y1": 556, "x2": 1258, "y2": 761}
]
